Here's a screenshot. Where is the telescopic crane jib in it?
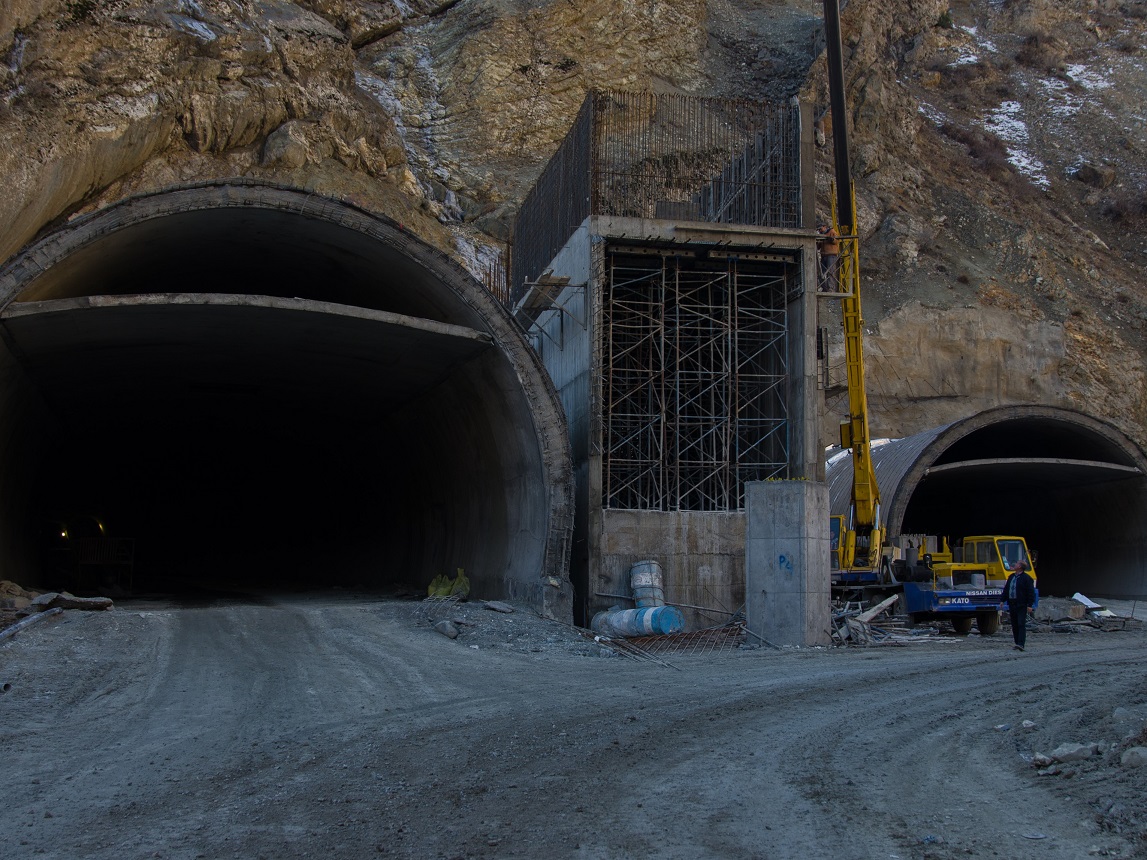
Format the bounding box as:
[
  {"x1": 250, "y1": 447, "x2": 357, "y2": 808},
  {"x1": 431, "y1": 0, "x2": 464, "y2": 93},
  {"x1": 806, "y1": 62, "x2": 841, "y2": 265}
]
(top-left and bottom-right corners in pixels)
[{"x1": 823, "y1": 0, "x2": 884, "y2": 581}]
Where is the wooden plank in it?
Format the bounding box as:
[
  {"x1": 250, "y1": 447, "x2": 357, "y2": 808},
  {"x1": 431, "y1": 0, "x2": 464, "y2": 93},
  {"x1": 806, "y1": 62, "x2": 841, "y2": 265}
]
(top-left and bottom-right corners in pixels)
[{"x1": 857, "y1": 593, "x2": 899, "y2": 623}]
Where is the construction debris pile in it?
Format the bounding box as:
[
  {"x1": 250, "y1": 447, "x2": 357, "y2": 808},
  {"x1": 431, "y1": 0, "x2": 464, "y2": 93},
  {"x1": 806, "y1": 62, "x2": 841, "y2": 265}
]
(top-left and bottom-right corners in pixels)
[
  {"x1": 401, "y1": 595, "x2": 619, "y2": 659},
  {"x1": 0, "y1": 580, "x2": 39, "y2": 623},
  {"x1": 1, "y1": 580, "x2": 115, "y2": 641},
  {"x1": 833, "y1": 593, "x2": 1143, "y2": 646}
]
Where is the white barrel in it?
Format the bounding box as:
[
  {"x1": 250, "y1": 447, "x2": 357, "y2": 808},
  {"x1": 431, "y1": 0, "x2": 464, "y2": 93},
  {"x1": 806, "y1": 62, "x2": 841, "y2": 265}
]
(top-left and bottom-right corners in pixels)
[{"x1": 629, "y1": 559, "x2": 665, "y2": 608}]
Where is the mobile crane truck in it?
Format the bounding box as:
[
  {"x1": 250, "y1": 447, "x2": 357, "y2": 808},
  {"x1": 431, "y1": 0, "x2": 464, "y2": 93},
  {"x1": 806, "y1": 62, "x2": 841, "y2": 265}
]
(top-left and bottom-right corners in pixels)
[
  {"x1": 895, "y1": 534, "x2": 1038, "y2": 634},
  {"x1": 820, "y1": 0, "x2": 1037, "y2": 633}
]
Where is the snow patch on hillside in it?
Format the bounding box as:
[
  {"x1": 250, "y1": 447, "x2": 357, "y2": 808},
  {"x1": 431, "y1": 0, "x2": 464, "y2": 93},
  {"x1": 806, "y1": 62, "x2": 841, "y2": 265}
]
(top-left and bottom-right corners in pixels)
[
  {"x1": 984, "y1": 101, "x2": 1050, "y2": 189},
  {"x1": 918, "y1": 101, "x2": 946, "y2": 126},
  {"x1": 1038, "y1": 77, "x2": 1084, "y2": 119},
  {"x1": 1066, "y1": 64, "x2": 1113, "y2": 90}
]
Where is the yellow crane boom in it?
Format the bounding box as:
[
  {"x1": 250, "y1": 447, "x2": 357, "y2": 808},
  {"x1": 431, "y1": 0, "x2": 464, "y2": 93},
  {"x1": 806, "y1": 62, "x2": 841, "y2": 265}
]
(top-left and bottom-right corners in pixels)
[
  {"x1": 823, "y1": 0, "x2": 884, "y2": 577},
  {"x1": 832, "y1": 200, "x2": 882, "y2": 573}
]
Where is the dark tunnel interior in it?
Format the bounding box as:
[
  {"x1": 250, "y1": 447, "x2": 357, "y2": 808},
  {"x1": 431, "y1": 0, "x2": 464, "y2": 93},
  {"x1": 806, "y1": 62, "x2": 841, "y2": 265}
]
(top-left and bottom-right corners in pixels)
[
  {"x1": 898, "y1": 417, "x2": 1147, "y2": 599},
  {"x1": 0, "y1": 201, "x2": 550, "y2": 601},
  {"x1": 930, "y1": 419, "x2": 1132, "y2": 466}
]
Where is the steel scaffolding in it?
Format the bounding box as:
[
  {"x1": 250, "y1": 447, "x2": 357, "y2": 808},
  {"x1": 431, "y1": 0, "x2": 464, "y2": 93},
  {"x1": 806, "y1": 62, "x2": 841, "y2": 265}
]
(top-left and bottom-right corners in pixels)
[{"x1": 602, "y1": 248, "x2": 792, "y2": 511}]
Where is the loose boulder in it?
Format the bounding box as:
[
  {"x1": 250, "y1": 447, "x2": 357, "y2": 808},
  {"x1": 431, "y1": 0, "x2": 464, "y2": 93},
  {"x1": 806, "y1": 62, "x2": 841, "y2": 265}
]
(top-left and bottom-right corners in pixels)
[
  {"x1": 1049, "y1": 742, "x2": 1099, "y2": 763},
  {"x1": 1072, "y1": 162, "x2": 1117, "y2": 189},
  {"x1": 29, "y1": 592, "x2": 113, "y2": 612},
  {"x1": 1121, "y1": 747, "x2": 1147, "y2": 768},
  {"x1": 433, "y1": 620, "x2": 460, "y2": 640}
]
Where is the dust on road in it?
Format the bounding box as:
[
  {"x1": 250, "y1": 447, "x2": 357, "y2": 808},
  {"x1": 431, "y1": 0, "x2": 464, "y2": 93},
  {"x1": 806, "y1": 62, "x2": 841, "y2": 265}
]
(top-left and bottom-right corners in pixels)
[{"x1": 2, "y1": 592, "x2": 1145, "y2": 860}]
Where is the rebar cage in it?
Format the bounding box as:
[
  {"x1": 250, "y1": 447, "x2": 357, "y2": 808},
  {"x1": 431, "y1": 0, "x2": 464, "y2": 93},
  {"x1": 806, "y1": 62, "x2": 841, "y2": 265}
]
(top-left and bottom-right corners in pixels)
[
  {"x1": 601, "y1": 248, "x2": 793, "y2": 511},
  {"x1": 511, "y1": 90, "x2": 804, "y2": 305}
]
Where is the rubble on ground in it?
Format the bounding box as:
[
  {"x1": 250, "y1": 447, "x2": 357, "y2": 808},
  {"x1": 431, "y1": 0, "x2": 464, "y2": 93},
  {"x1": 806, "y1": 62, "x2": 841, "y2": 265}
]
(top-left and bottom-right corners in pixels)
[
  {"x1": 1, "y1": 579, "x2": 37, "y2": 606},
  {"x1": 397, "y1": 595, "x2": 746, "y2": 663},
  {"x1": 832, "y1": 592, "x2": 1143, "y2": 646},
  {"x1": 1, "y1": 580, "x2": 42, "y2": 634},
  {"x1": 1121, "y1": 747, "x2": 1147, "y2": 768},
  {"x1": 1026, "y1": 720, "x2": 1147, "y2": 784},
  {"x1": 831, "y1": 597, "x2": 939, "y2": 645},
  {"x1": 1, "y1": 581, "x2": 115, "y2": 637},
  {"x1": 24, "y1": 592, "x2": 114, "y2": 613},
  {"x1": 1036, "y1": 742, "x2": 1100, "y2": 765},
  {"x1": 1036, "y1": 594, "x2": 1143, "y2": 633},
  {"x1": 393, "y1": 596, "x2": 618, "y2": 658},
  {"x1": 1034, "y1": 596, "x2": 1087, "y2": 622}
]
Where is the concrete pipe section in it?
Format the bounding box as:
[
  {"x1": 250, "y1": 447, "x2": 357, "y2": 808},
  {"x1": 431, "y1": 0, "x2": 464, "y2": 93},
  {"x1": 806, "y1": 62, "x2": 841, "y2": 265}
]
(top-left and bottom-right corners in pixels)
[
  {"x1": 828, "y1": 406, "x2": 1147, "y2": 599},
  {"x1": 0, "y1": 183, "x2": 572, "y2": 616}
]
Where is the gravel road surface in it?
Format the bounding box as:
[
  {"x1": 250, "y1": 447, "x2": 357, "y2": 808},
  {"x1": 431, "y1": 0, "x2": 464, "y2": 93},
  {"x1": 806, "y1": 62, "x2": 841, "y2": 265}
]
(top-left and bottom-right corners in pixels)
[{"x1": 2, "y1": 593, "x2": 1145, "y2": 860}]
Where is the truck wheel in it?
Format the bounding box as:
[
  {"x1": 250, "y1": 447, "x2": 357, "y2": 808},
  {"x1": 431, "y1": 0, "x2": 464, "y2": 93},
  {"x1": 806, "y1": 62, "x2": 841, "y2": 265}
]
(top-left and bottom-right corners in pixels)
[
  {"x1": 976, "y1": 612, "x2": 1000, "y2": 635},
  {"x1": 950, "y1": 616, "x2": 974, "y2": 635}
]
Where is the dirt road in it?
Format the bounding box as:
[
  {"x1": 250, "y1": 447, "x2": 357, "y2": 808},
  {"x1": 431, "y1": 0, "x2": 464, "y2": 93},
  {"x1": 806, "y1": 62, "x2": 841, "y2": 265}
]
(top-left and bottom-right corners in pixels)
[{"x1": 2, "y1": 593, "x2": 1145, "y2": 860}]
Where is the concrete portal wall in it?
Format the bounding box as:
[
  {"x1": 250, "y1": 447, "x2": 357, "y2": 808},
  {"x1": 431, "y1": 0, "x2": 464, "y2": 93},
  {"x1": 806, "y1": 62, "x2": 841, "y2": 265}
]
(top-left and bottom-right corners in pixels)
[
  {"x1": 526, "y1": 213, "x2": 822, "y2": 625},
  {"x1": 528, "y1": 222, "x2": 594, "y2": 621},
  {"x1": 529, "y1": 222, "x2": 593, "y2": 468},
  {"x1": 792, "y1": 239, "x2": 822, "y2": 482},
  {"x1": 745, "y1": 481, "x2": 830, "y2": 647},
  {"x1": 596, "y1": 509, "x2": 746, "y2": 629}
]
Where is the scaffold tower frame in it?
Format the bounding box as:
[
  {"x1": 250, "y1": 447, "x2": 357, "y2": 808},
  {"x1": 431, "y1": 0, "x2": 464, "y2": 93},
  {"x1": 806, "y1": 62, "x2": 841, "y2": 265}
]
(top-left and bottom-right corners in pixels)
[{"x1": 601, "y1": 247, "x2": 793, "y2": 512}]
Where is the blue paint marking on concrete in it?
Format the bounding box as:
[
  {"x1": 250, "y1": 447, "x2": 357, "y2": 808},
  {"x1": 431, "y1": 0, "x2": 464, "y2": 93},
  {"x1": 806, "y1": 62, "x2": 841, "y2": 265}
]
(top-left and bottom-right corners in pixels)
[{"x1": 779, "y1": 554, "x2": 794, "y2": 575}]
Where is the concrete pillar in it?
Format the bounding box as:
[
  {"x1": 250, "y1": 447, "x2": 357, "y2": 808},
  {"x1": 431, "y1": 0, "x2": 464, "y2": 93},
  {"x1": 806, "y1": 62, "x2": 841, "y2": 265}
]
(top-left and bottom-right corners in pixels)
[{"x1": 745, "y1": 481, "x2": 830, "y2": 647}]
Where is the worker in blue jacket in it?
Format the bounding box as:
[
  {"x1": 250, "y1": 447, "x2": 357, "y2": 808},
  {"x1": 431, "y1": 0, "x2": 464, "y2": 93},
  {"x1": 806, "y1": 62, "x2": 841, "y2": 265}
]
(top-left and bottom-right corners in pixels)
[{"x1": 999, "y1": 559, "x2": 1037, "y2": 651}]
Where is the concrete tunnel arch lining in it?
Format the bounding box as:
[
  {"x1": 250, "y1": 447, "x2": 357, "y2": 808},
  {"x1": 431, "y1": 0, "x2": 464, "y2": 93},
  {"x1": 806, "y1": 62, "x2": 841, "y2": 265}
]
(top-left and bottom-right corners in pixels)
[
  {"x1": 828, "y1": 406, "x2": 1147, "y2": 599},
  {"x1": 0, "y1": 182, "x2": 573, "y2": 615}
]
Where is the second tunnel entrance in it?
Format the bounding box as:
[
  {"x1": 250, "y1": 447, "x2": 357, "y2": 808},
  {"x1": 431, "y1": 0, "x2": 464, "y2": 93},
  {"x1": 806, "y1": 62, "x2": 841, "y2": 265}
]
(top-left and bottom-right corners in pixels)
[{"x1": 829, "y1": 406, "x2": 1147, "y2": 599}]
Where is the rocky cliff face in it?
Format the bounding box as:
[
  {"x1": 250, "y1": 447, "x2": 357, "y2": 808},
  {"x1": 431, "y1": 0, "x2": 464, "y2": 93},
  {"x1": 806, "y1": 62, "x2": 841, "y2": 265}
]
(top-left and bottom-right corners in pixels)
[
  {"x1": 2, "y1": 0, "x2": 1145, "y2": 446},
  {"x1": 812, "y1": 0, "x2": 1147, "y2": 445}
]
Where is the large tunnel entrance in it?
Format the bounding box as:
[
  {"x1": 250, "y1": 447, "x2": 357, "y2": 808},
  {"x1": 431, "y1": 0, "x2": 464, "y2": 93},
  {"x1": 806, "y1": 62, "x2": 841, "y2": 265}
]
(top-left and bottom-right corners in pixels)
[
  {"x1": 0, "y1": 184, "x2": 572, "y2": 613},
  {"x1": 831, "y1": 406, "x2": 1147, "y2": 600}
]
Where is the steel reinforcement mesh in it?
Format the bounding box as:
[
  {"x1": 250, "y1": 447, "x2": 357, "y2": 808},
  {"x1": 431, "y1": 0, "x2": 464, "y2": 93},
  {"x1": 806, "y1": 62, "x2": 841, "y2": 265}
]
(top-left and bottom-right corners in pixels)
[
  {"x1": 511, "y1": 96, "x2": 594, "y2": 306},
  {"x1": 511, "y1": 91, "x2": 803, "y2": 305},
  {"x1": 593, "y1": 91, "x2": 802, "y2": 226},
  {"x1": 602, "y1": 249, "x2": 792, "y2": 511}
]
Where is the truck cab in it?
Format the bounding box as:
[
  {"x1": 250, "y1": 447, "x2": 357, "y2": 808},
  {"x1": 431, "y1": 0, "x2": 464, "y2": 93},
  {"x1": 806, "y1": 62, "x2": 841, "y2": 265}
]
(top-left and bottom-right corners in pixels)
[
  {"x1": 899, "y1": 535, "x2": 1036, "y2": 635},
  {"x1": 958, "y1": 536, "x2": 1035, "y2": 587}
]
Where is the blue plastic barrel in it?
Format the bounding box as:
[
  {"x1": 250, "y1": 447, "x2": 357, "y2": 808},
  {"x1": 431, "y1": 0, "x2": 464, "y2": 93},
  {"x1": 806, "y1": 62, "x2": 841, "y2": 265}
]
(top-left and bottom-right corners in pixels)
[
  {"x1": 591, "y1": 606, "x2": 685, "y2": 637},
  {"x1": 629, "y1": 559, "x2": 665, "y2": 608}
]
